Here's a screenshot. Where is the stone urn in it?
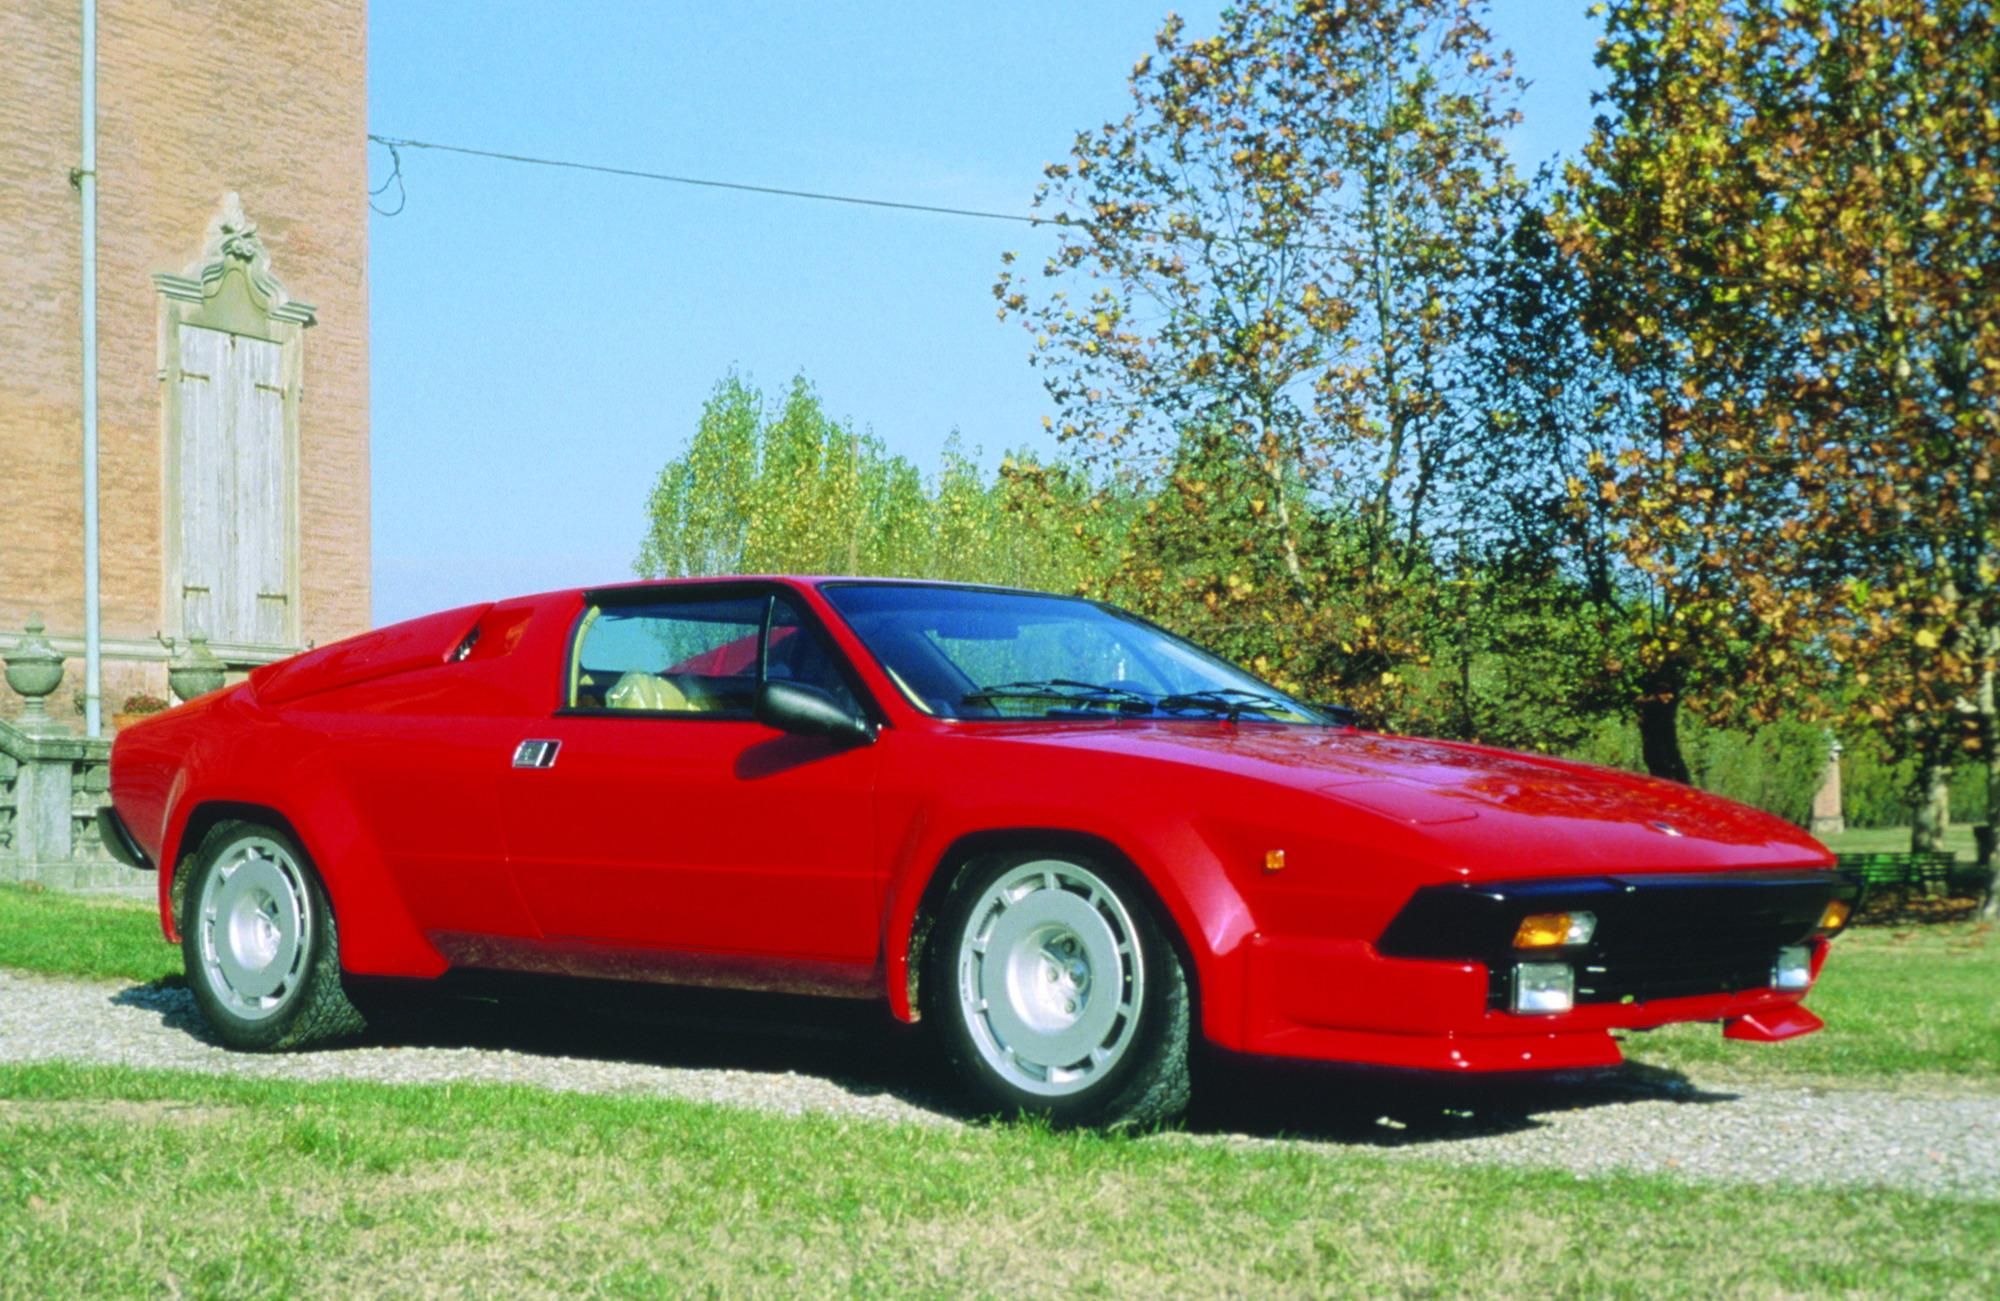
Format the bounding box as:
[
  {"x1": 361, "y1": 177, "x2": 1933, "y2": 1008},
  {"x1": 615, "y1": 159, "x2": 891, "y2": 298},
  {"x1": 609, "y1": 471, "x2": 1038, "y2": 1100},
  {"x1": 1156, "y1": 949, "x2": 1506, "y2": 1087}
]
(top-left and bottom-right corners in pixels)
[
  {"x1": 4, "y1": 618, "x2": 66, "y2": 735},
  {"x1": 168, "y1": 634, "x2": 227, "y2": 703}
]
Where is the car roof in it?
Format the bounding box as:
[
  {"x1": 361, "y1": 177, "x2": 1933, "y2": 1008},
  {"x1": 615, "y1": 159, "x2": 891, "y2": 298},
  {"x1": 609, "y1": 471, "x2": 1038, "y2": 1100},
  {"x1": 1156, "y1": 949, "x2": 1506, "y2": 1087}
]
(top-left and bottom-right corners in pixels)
[{"x1": 577, "y1": 575, "x2": 1078, "y2": 601}]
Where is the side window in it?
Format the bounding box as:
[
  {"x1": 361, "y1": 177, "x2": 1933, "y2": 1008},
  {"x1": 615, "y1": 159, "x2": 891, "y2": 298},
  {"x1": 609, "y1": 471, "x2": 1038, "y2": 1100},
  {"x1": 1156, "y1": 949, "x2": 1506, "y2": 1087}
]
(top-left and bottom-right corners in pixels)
[
  {"x1": 569, "y1": 594, "x2": 858, "y2": 716},
  {"x1": 764, "y1": 601, "x2": 860, "y2": 713}
]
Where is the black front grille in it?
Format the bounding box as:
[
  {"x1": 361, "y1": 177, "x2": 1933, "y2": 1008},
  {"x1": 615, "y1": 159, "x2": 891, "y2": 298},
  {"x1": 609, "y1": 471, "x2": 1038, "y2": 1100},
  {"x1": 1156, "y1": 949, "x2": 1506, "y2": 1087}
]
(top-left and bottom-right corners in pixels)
[
  {"x1": 1378, "y1": 870, "x2": 1849, "y2": 1010},
  {"x1": 1571, "y1": 954, "x2": 1775, "y2": 1005}
]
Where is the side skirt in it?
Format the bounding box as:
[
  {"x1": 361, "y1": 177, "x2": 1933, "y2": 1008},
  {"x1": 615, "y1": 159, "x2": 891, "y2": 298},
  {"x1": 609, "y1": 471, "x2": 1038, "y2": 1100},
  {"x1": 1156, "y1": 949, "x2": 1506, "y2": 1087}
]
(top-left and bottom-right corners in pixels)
[{"x1": 426, "y1": 931, "x2": 883, "y2": 1001}]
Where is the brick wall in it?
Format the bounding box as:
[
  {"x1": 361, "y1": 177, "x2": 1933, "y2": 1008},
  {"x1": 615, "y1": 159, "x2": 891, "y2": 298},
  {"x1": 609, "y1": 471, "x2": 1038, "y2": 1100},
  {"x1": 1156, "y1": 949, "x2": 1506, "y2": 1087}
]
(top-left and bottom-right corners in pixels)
[{"x1": 0, "y1": 0, "x2": 369, "y2": 686}]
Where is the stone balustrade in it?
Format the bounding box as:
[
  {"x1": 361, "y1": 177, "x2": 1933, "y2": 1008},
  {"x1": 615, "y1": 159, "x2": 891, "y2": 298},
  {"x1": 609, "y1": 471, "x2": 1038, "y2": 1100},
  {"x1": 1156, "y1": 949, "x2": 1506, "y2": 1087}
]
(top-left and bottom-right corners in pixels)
[
  {"x1": 0, "y1": 718, "x2": 145, "y2": 893},
  {"x1": 2, "y1": 618, "x2": 156, "y2": 895}
]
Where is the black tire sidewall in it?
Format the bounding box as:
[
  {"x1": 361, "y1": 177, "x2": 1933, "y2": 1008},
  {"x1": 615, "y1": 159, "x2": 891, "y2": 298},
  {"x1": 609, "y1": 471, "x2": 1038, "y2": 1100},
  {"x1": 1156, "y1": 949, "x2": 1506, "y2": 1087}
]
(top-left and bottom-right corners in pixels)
[
  {"x1": 925, "y1": 850, "x2": 1188, "y2": 1127},
  {"x1": 180, "y1": 821, "x2": 339, "y2": 1051}
]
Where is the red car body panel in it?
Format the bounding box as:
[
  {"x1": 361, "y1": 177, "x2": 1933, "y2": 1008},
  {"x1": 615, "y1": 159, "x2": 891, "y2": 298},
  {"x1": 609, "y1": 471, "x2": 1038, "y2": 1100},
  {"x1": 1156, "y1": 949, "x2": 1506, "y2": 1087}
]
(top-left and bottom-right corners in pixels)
[{"x1": 110, "y1": 576, "x2": 1843, "y2": 1071}]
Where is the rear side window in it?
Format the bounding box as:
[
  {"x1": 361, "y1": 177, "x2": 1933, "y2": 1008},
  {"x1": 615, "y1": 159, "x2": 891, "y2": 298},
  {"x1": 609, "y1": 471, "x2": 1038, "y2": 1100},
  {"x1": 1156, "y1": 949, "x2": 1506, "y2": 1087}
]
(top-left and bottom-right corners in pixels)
[{"x1": 568, "y1": 593, "x2": 858, "y2": 717}]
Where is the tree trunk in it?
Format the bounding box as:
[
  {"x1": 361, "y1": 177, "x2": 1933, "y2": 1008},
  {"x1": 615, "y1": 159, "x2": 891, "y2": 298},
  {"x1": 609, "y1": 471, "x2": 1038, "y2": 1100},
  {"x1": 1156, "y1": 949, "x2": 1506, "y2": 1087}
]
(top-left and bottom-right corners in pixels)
[
  {"x1": 1637, "y1": 693, "x2": 1691, "y2": 784},
  {"x1": 1251, "y1": 404, "x2": 1311, "y2": 605},
  {"x1": 1984, "y1": 754, "x2": 2000, "y2": 916},
  {"x1": 1974, "y1": 641, "x2": 2000, "y2": 917},
  {"x1": 1264, "y1": 464, "x2": 1310, "y2": 600},
  {"x1": 1911, "y1": 757, "x2": 1951, "y2": 854}
]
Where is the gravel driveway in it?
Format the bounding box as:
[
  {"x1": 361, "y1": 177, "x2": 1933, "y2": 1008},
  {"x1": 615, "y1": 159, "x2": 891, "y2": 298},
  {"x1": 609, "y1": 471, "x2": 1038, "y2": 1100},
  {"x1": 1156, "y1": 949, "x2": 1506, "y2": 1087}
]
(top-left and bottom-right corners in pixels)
[{"x1": 2, "y1": 969, "x2": 1994, "y2": 1199}]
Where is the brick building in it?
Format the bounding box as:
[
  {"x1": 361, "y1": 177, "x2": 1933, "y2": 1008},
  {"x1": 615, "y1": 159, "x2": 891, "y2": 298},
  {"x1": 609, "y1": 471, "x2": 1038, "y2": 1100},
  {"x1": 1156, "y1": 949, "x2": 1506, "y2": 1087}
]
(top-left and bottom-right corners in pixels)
[{"x1": 0, "y1": 0, "x2": 369, "y2": 722}]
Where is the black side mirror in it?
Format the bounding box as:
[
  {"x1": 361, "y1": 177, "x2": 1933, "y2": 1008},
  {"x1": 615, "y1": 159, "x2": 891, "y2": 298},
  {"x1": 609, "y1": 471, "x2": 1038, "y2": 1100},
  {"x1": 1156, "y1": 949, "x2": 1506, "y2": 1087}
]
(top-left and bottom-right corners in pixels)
[{"x1": 754, "y1": 680, "x2": 877, "y2": 747}]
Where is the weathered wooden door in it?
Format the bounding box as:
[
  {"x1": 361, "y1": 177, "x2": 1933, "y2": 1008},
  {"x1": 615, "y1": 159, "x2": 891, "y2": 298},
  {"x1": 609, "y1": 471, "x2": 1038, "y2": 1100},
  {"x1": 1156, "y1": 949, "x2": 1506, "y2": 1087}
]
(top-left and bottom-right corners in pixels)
[{"x1": 176, "y1": 325, "x2": 290, "y2": 646}]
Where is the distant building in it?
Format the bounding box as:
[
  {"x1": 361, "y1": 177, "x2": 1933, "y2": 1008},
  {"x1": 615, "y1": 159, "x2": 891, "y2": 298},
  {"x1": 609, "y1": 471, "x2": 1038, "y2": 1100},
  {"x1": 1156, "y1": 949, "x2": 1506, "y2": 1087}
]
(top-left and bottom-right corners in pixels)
[
  {"x1": 0, "y1": 0, "x2": 369, "y2": 722},
  {"x1": 1810, "y1": 735, "x2": 1845, "y2": 838}
]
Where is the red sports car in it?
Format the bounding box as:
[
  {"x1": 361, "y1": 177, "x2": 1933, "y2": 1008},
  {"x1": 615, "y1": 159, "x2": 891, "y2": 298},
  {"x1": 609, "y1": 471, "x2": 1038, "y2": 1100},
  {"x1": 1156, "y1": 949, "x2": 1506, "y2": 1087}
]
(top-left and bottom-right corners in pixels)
[{"x1": 102, "y1": 578, "x2": 1854, "y2": 1126}]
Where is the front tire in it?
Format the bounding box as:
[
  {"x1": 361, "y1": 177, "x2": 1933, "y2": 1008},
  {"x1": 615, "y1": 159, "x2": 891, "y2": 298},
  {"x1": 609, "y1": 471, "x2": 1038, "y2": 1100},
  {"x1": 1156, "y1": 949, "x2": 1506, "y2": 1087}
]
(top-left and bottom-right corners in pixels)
[
  {"x1": 180, "y1": 820, "x2": 365, "y2": 1051},
  {"x1": 925, "y1": 852, "x2": 1191, "y2": 1129}
]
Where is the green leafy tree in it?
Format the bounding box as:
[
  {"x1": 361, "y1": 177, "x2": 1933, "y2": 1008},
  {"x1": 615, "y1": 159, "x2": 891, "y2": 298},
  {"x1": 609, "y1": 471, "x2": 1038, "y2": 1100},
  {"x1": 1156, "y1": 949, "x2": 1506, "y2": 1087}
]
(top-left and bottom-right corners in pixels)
[
  {"x1": 637, "y1": 374, "x2": 762, "y2": 579},
  {"x1": 639, "y1": 373, "x2": 1116, "y2": 596},
  {"x1": 1555, "y1": 2, "x2": 1857, "y2": 782},
  {"x1": 638, "y1": 374, "x2": 937, "y2": 579},
  {"x1": 1557, "y1": 0, "x2": 1999, "y2": 877},
  {"x1": 997, "y1": 0, "x2": 1526, "y2": 719},
  {"x1": 1457, "y1": 201, "x2": 1673, "y2": 763}
]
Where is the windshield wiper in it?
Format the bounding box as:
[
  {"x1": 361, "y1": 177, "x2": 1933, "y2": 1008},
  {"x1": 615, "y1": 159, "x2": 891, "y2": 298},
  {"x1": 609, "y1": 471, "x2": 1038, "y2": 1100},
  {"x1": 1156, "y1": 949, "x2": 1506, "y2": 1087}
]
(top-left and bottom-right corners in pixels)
[
  {"x1": 962, "y1": 680, "x2": 1156, "y2": 715},
  {"x1": 1155, "y1": 688, "x2": 1296, "y2": 722}
]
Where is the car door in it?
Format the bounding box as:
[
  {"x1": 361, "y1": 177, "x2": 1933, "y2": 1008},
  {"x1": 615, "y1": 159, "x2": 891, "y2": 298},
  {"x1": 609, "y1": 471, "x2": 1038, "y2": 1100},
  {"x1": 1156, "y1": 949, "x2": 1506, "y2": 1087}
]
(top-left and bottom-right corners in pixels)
[{"x1": 500, "y1": 586, "x2": 883, "y2": 965}]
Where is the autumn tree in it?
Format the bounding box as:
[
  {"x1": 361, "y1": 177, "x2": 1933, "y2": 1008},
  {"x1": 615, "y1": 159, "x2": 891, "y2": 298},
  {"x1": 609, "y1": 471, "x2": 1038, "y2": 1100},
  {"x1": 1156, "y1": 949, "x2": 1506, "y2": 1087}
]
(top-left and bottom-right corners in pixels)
[
  {"x1": 996, "y1": 0, "x2": 1525, "y2": 718},
  {"x1": 1558, "y1": 0, "x2": 1999, "y2": 872},
  {"x1": 1807, "y1": 0, "x2": 2000, "y2": 880}
]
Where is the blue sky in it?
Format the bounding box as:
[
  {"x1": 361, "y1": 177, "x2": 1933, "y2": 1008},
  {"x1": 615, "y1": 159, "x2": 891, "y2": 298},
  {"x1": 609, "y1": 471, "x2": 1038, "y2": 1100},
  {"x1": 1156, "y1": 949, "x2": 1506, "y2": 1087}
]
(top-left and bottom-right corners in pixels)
[{"x1": 367, "y1": 2, "x2": 1606, "y2": 624}]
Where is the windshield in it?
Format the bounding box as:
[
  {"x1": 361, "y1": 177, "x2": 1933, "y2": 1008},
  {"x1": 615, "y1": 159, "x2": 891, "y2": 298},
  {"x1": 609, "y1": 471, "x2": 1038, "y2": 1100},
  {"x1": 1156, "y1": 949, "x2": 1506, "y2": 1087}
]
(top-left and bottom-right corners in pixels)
[{"x1": 820, "y1": 583, "x2": 1330, "y2": 724}]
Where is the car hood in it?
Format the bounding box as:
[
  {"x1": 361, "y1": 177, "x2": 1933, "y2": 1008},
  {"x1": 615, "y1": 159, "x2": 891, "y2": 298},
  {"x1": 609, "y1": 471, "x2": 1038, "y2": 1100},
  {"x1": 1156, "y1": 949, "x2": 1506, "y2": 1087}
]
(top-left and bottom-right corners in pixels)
[{"x1": 988, "y1": 721, "x2": 1832, "y2": 877}]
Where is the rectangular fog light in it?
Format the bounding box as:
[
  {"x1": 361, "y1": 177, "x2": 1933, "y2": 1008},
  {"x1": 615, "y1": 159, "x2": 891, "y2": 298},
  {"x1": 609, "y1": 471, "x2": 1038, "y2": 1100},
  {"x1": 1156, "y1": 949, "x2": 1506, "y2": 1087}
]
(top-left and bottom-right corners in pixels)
[
  {"x1": 1512, "y1": 962, "x2": 1574, "y2": 1013},
  {"x1": 1772, "y1": 945, "x2": 1813, "y2": 991}
]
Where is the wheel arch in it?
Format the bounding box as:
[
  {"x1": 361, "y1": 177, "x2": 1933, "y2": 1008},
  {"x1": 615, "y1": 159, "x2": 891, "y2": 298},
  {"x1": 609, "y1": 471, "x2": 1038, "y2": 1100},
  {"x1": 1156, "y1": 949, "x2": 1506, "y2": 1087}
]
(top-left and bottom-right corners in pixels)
[
  {"x1": 159, "y1": 786, "x2": 446, "y2": 979},
  {"x1": 167, "y1": 801, "x2": 315, "y2": 936}
]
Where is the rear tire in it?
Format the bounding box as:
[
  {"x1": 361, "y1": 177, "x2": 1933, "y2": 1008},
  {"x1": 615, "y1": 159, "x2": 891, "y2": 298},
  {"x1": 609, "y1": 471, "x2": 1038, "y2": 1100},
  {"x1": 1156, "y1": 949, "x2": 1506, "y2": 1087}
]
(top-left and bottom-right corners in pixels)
[
  {"x1": 179, "y1": 820, "x2": 365, "y2": 1051},
  {"x1": 924, "y1": 851, "x2": 1191, "y2": 1129}
]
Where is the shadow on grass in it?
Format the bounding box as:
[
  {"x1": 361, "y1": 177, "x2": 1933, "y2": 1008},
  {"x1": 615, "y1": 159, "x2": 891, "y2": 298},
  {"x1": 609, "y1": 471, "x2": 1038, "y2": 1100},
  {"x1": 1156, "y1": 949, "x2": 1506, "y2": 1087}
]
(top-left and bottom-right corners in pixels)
[
  {"x1": 1186, "y1": 1053, "x2": 1735, "y2": 1148},
  {"x1": 109, "y1": 973, "x2": 1734, "y2": 1146}
]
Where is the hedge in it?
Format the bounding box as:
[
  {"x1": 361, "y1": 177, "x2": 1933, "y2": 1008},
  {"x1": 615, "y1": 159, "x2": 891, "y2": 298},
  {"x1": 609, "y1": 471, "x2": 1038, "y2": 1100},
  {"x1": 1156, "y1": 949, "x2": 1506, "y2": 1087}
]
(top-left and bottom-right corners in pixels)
[{"x1": 1570, "y1": 719, "x2": 1829, "y2": 825}]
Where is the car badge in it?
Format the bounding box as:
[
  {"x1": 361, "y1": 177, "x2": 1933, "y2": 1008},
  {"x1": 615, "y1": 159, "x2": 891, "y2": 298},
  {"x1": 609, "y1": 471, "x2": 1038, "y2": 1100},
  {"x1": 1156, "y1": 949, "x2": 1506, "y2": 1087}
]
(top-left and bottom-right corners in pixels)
[{"x1": 1649, "y1": 820, "x2": 1683, "y2": 837}]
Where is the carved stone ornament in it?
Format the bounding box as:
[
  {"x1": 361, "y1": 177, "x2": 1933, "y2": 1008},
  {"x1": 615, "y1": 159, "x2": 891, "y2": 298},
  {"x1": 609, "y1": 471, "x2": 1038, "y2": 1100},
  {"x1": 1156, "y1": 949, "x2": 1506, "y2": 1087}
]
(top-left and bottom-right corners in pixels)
[
  {"x1": 194, "y1": 193, "x2": 288, "y2": 306},
  {"x1": 152, "y1": 192, "x2": 315, "y2": 329}
]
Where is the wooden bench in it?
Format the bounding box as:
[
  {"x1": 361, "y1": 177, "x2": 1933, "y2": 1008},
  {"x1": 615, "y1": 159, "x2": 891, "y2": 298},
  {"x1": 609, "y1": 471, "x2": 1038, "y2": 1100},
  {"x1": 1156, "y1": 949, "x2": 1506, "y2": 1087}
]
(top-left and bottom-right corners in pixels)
[{"x1": 1836, "y1": 851, "x2": 1971, "y2": 923}]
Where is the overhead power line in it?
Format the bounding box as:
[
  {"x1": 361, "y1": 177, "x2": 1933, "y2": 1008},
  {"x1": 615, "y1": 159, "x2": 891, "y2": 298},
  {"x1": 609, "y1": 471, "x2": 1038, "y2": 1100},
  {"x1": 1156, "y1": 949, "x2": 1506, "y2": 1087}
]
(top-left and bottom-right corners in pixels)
[
  {"x1": 365, "y1": 133, "x2": 1938, "y2": 299},
  {"x1": 367, "y1": 134, "x2": 1055, "y2": 228},
  {"x1": 368, "y1": 139, "x2": 406, "y2": 216}
]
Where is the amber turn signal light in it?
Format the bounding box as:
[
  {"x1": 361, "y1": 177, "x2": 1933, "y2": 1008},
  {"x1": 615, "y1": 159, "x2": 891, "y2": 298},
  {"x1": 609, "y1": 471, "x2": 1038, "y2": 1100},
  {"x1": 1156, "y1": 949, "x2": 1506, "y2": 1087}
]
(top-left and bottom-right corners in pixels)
[
  {"x1": 1263, "y1": 848, "x2": 1287, "y2": 874},
  {"x1": 1818, "y1": 899, "x2": 1852, "y2": 934},
  {"x1": 1513, "y1": 911, "x2": 1596, "y2": 949}
]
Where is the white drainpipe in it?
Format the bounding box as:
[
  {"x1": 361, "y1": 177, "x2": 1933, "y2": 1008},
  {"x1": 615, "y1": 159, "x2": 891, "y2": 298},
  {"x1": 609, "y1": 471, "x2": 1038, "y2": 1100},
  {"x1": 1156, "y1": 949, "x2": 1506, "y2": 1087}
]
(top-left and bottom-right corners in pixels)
[{"x1": 80, "y1": 0, "x2": 102, "y2": 738}]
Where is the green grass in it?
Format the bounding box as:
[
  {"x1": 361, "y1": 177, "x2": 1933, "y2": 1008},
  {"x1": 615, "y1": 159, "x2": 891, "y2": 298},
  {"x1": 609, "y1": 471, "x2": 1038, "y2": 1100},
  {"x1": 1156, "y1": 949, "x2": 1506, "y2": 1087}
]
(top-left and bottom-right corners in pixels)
[
  {"x1": 1, "y1": 884, "x2": 1994, "y2": 1292},
  {"x1": 1824, "y1": 823, "x2": 1980, "y2": 861},
  {"x1": 1, "y1": 1062, "x2": 1994, "y2": 1298},
  {"x1": 1625, "y1": 920, "x2": 2000, "y2": 1086},
  {"x1": 0, "y1": 885, "x2": 177, "y2": 985}
]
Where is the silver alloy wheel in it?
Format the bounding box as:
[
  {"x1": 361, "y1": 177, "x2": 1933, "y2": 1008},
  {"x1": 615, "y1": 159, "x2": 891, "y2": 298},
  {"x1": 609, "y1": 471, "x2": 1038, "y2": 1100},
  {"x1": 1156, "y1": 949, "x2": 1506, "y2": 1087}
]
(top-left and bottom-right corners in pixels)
[
  {"x1": 195, "y1": 835, "x2": 313, "y2": 1021},
  {"x1": 955, "y1": 859, "x2": 1146, "y2": 1097}
]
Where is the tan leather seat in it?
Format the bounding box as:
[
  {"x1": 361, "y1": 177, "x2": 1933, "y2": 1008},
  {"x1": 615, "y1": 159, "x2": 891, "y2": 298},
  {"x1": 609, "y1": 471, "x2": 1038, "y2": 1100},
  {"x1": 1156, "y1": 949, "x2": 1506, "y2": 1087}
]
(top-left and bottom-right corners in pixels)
[{"x1": 605, "y1": 671, "x2": 693, "y2": 711}]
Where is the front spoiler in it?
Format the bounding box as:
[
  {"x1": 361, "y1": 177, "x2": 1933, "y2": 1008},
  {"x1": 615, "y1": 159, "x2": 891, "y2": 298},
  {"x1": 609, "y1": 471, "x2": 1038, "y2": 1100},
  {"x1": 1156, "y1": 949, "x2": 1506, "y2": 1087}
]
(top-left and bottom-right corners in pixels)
[
  {"x1": 1724, "y1": 1004, "x2": 1824, "y2": 1042},
  {"x1": 1238, "y1": 953, "x2": 1828, "y2": 1072}
]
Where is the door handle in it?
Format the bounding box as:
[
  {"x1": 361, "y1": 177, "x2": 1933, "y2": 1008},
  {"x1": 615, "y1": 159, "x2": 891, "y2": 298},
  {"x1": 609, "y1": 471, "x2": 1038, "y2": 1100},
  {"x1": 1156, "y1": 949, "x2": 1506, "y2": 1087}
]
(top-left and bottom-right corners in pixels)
[{"x1": 512, "y1": 739, "x2": 560, "y2": 769}]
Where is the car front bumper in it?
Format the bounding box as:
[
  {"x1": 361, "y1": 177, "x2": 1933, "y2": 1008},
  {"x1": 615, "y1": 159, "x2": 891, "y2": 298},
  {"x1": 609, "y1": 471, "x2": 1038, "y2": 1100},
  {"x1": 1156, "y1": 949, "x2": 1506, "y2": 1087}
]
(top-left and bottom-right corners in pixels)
[{"x1": 1234, "y1": 870, "x2": 1851, "y2": 1072}]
